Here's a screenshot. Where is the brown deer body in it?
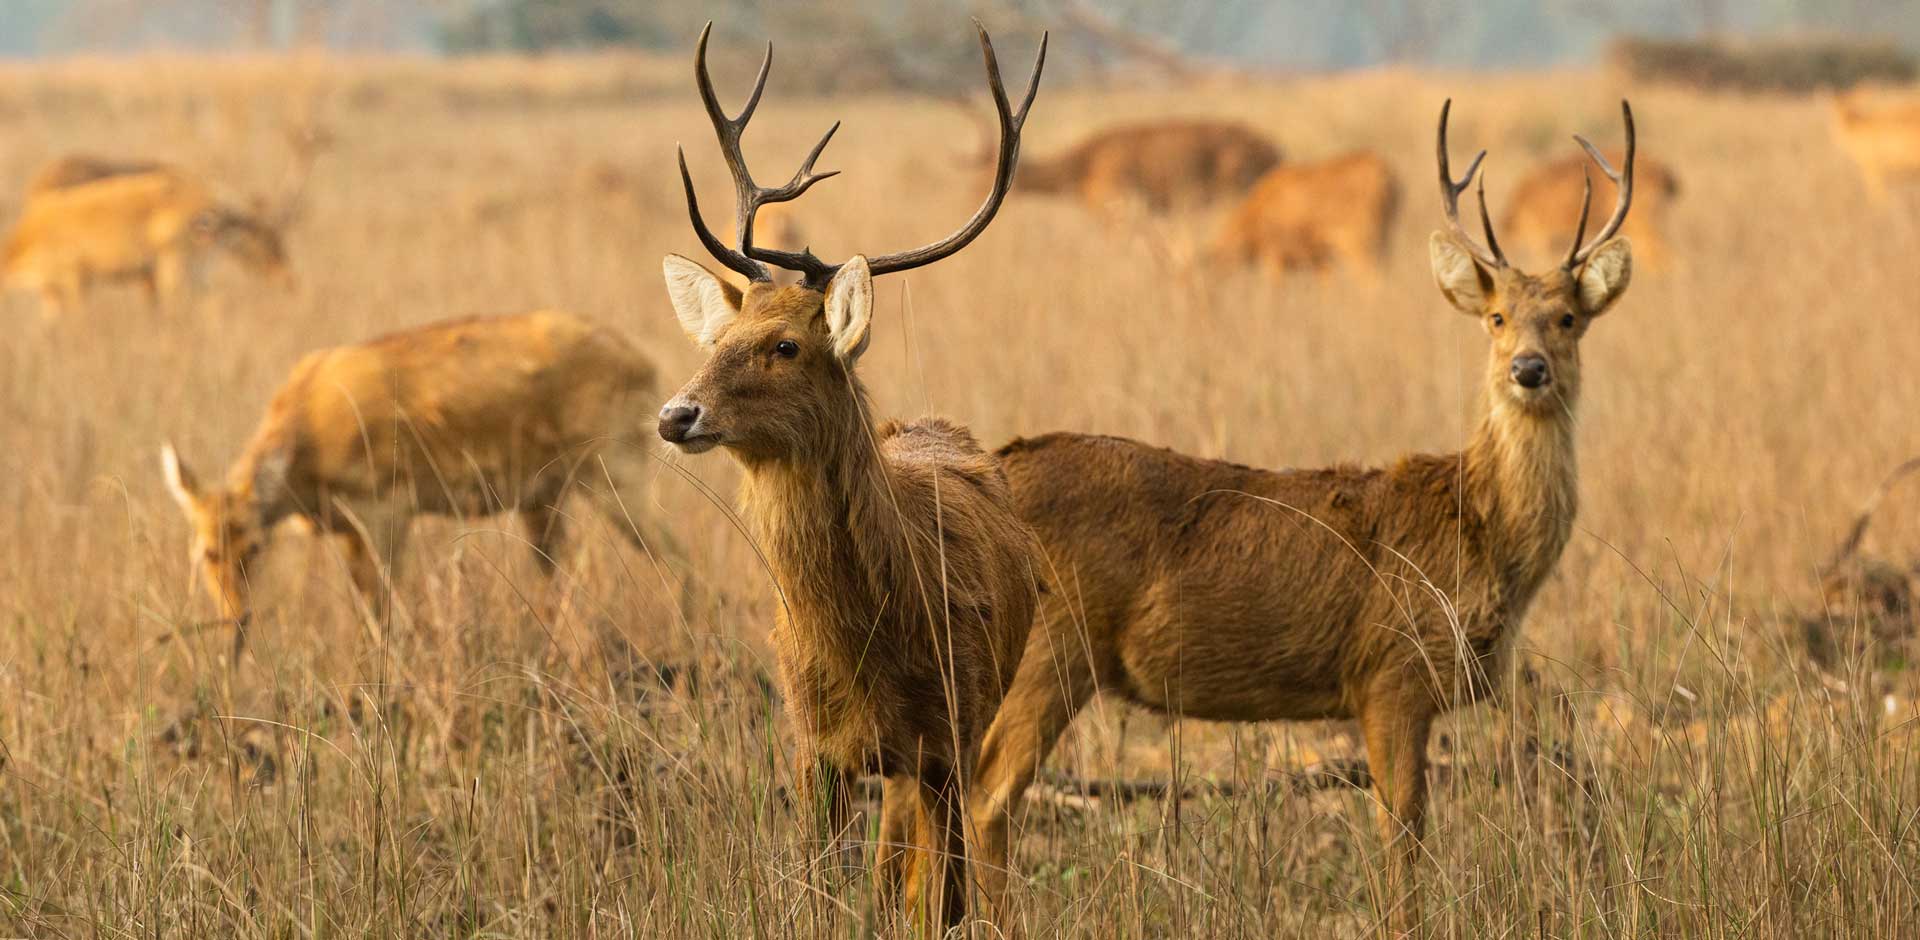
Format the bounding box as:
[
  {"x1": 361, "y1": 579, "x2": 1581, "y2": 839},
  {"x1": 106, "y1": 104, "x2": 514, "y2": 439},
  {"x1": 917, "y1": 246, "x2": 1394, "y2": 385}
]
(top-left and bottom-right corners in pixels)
[
  {"x1": 1504, "y1": 149, "x2": 1678, "y2": 269},
  {"x1": 161, "y1": 310, "x2": 663, "y2": 655},
  {"x1": 1832, "y1": 89, "x2": 1920, "y2": 201},
  {"x1": 972, "y1": 101, "x2": 1638, "y2": 933},
  {"x1": 5, "y1": 138, "x2": 316, "y2": 317},
  {"x1": 1210, "y1": 151, "x2": 1400, "y2": 280},
  {"x1": 657, "y1": 22, "x2": 1044, "y2": 930},
  {"x1": 1005, "y1": 119, "x2": 1279, "y2": 213}
]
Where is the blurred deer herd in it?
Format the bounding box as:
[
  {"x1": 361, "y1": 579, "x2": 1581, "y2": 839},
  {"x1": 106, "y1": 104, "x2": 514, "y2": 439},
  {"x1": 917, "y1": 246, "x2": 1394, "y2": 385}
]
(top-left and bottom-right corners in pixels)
[{"x1": 8, "y1": 15, "x2": 1920, "y2": 939}]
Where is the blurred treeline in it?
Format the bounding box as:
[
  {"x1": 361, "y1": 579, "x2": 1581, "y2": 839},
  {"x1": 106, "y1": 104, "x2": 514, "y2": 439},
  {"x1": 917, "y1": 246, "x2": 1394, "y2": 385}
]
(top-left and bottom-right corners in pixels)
[{"x1": 13, "y1": 0, "x2": 1920, "y2": 76}]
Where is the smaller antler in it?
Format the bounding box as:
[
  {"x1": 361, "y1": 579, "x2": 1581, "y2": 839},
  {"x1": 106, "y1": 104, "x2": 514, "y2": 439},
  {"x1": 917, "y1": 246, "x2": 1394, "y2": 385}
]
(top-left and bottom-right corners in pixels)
[
  {"x1": 678, "y1": 22, "x2": 842, "y2": 284},
  {"x1": 1563, "y1": 100, "x2": 1635, "y2": 269},
  {"x1": 1436, "y1": 99, "x2": 1506, "y2": 269}
]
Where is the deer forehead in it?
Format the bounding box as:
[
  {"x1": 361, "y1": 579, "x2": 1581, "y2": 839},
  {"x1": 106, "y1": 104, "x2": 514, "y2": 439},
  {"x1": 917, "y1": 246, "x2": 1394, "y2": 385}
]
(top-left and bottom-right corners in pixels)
[
  {"x1": 735, "y1": 284, "x2": 827, "y2": 328},
  {"x1": 1491, "y1": 267, "x2": 1578, "y2": 315}
]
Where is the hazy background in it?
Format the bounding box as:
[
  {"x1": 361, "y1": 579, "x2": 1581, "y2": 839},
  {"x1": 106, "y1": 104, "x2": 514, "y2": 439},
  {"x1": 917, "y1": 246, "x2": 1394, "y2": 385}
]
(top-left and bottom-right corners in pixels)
[{"x1": 5, "y1": 0, "x2": 1919, "y2": 69}]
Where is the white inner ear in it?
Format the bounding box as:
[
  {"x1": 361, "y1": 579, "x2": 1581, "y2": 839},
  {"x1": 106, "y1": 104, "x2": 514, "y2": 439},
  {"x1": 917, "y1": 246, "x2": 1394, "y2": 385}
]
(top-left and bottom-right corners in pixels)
[
  {"x1": 161, "y1": 443, "x2": 199, "y2": 510},
  {"x1": 1428, "y1": 232, "x2": 1489, "y2": 315},
  {"x1": 663, "y1": 254, "x2": 738, "y2": 346},
  {"x1": 1577, "y1": 238, "x2": 1633, "y2": 315},
  {"x1": 825, "y1": 255, "x2": 874, "y2": 362}
]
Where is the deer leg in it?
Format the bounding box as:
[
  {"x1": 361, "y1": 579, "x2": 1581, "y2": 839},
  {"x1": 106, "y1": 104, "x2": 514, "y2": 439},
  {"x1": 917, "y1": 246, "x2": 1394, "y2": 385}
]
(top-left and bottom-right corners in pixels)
[
  {"x1": 336, "y1": 514, "x2": 408, "y2": 641},
  {"x1": 153, "y1": 250, "x2": 188, "y2": 310},
  {"x1": 520, "y1": 500, "x2": 568, "y2": 577},
  {"x1": 794, "y1": 750, "x2": 854, "y2": 871},
  {"x1": 1360, "y1": 682, "x2": 1435, "y2": 938},
  {"x1": 970, "y1": 610, "x2": 1100, "y2": 910},
  {"x1": 52, "y1": 268, "x2": 85, "y2": 319},
  {"x1": 136, "y1": 267, "x2": 160, "y2": 311},
  {"x1": 36, "y1": 287, "x2": 65, "y2": 321},
  {"x1": 876, "y1": 773, "x2": 920, "y2": 909},
  {"x1": 915, "y1": 760, "x2": 969, "y2": 932}
]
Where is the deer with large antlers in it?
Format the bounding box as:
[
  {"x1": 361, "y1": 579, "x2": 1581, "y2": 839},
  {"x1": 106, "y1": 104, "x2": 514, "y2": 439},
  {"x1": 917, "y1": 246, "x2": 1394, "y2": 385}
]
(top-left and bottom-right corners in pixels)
[
  {"x1": 655, "y1": 22, "x2": 1045, "y2": 930},
  {"x1": 3, "y1": 129, "x2": 321, "y2": 318},
  {"x1": 970, "y1": 100, "x2": 1638, "y2": 932}
]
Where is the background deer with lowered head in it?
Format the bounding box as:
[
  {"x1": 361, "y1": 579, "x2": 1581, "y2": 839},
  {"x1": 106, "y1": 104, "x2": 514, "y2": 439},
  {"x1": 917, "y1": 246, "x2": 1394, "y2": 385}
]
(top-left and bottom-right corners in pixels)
[
  {"x1": 969, "y1": 100, "x2": 1637, "y2": 932},
  {"x1": 4, "y1": 122, "x2": 322, "y2": 318},
  {"x1": 161, "y1": 310, "x2": 671, "y2": 659},
  {"x1": 655, "y1": 22, "x2": 1045, "y2": 930}
]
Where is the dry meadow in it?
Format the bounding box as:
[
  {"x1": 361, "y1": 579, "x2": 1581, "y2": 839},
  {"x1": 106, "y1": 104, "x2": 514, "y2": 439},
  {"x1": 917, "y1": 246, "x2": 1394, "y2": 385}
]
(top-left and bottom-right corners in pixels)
[{"x1": 1, "y1": 51, "x2": 1918, "y2": 938}]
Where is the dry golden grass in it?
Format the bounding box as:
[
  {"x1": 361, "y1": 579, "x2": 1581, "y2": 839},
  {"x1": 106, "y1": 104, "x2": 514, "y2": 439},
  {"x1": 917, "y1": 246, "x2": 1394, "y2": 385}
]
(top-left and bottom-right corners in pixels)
[{"x1": 2, "y1": 53, "x2": 1920, "y2": 938}]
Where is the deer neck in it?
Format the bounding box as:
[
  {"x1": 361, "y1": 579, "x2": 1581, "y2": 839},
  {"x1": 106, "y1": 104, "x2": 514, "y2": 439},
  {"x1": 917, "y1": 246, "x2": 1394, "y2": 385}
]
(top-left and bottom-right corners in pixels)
[
  {"x1": 735, "y1": 380, "x2": 897, "y2": 631},
  {"x1": 225, "y1": 441, "x2": 294, "y2": 531},
  {"x1": 1463, "y1": 394, "x2": 1579, "y2": 596}
]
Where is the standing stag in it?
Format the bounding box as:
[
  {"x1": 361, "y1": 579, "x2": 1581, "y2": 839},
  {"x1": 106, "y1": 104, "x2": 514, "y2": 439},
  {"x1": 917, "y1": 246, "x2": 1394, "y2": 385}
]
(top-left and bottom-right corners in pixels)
[
  {"x1": 1209, "y1": 151, "x2": 1400, "y2": 281},
  {"x1": 161, "y1": 311, "x2": 669, "y2": 658},
  {"x1": 971, "y1": 100, "x2": 1639, "y2": 932},
  {"x1": 3, "y1": 131, "x2": 320, "y2": 317},
  {"x1": 656, "y1": 22, "x2": 1044, "y2": 930}
]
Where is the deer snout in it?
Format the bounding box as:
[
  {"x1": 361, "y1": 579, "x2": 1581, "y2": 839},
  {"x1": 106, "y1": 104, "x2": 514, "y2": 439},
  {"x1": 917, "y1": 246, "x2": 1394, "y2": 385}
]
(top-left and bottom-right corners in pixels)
[
  {"x1": 1509, "y1": 355, "x2": 1550, "y2": 389},
  {"x1": 657, "y1": 401, "x2": 707, "y2": 445}
]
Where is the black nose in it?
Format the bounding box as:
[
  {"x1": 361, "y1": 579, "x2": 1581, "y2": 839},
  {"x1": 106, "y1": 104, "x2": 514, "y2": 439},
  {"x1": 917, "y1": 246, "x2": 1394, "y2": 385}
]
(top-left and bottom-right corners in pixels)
[
  {"x1": 1510, "y1": 356, "x2": 1550, "y2": 389},
  {"x1": 658, "y1": 403, "x2": 702, "y2": 442}
]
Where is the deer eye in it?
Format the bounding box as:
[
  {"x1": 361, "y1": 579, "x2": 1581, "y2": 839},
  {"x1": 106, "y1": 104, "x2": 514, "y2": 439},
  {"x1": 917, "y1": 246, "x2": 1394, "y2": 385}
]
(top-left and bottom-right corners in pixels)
[
  {"x1": 1489, "y1": 314, "x2": 1505, "y2": 328},
  {"x1": 1560, "y1": 314, "x2": 1576, "y2": 329},
  {"x1": 773, "y1": 340, "x2": 800, "y2": 359}
]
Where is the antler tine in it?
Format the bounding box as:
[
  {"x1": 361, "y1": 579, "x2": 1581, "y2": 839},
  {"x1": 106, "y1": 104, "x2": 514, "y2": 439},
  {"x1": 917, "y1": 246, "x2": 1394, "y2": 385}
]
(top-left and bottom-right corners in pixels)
[
  {"x1": 1475, "y1": 168, "x2": 1507, "y2": 266},
  {"x1": 861, "y1": 21, "x2": 1048, "y2": 280},
  {"x1": 682, "y1": 21, "x2": 843, "y2": 283},
  {"x1": 1566, "y1": 99, "x2": 1635, "y2": 268},
  {"x1": 677, "y1": 146, "x2": 756, "y2": 280},
  {"x1": 1562, "y1": 170, "x2": 1593, "y2": 269},
  {"x1": 1436, "y1": 99, "x2": 1505, "y2": 269}
]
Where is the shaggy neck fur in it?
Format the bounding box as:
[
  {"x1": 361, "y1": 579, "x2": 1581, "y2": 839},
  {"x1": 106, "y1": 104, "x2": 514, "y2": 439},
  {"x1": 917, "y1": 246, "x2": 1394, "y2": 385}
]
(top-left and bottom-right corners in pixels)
[
  {"x1": 1461, "y1": 392, "x2": 1579, "y2": 605},
  {"x1": 734, "y1": 375, "x2": 915, "y2": 664}
]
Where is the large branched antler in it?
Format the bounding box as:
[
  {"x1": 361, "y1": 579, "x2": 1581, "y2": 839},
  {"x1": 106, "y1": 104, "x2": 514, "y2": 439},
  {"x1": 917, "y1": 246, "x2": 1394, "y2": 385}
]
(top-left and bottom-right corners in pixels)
[
  {"x1": 1563, "y1": 100, "x2": 1635, "y2": 269},
  {"x1": 851, "y1": 20, "x2": 1046, "y2": 279},
  {"x1": 677, "y1": 22, "x2": 841, "y2": 284},
  {"x1": 679, "y1": 20, "x2": 1046, "y2": 290},
  {"x1": 1435, "y1": 99, "x2": 1507, "y2": 269}
]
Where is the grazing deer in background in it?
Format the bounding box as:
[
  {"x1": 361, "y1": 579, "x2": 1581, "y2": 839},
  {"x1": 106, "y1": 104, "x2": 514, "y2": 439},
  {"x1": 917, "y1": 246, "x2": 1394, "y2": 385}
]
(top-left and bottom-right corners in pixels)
[
  {"x1": 971, "y1": 100, "x2": 1638, "y2": 933},
  {"x1": 1505, "y1": 148, "x2": 1678, "y2": 269},
  {"x1": 1831, "y1": 88, "x2": 1920, "y2": 202},
  {"x1": 3, "y1": 129, "x2": 321, "y2": 317},
  {"x1": 161, "y1": 310, "x2": 669, "y2": 658},
  {"x1": 656, "y1": 21, "x2": 1044, "y2": 931},
  {"x1": 959, "y1": 106, "x2": 1279, "y2": 213},
  {"x1": 1209, "y1": 151, "x2": 1400, "y2": 281}
]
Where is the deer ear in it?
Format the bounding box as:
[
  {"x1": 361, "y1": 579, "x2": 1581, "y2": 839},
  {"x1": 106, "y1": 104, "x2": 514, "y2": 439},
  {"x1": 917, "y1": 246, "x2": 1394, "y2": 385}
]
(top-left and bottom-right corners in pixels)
[
  {"x1": 1575, "y1": 237, "x2": 1632, "y2": 317},
  {"x1": 160, "y1": 442, "x2": 200, "y2": 510},
  {"x1": 824, "y1": 255, "x2": 874, "y2": 363},
  {"x1": 1429, "y1": 232, "x2": 1496, "y2": 316},
  {"x1": 663, "y1": 254, "x2": 742, "y2": 347}
]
